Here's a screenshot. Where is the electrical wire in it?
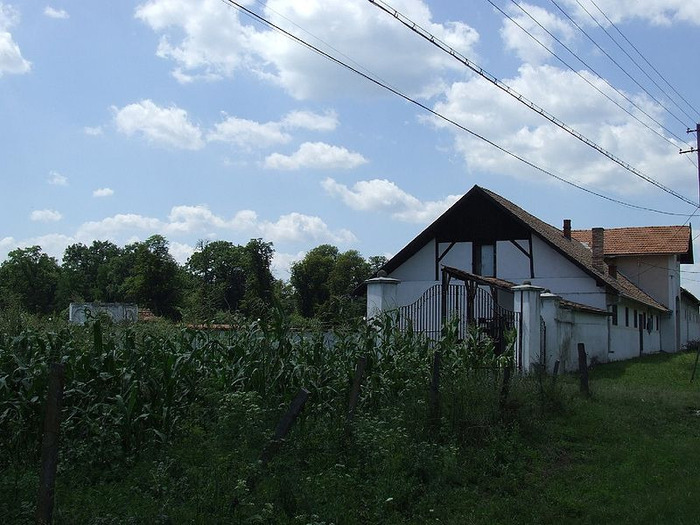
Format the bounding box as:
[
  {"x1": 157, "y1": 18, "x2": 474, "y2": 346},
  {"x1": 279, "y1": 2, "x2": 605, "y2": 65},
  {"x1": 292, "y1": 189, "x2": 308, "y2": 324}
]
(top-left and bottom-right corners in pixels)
[
  {"x1": 220, "y1": 0, "x2": 691, "y2": 218},
  {"x1": 368, "y1": 0, "x2": 699, "y2": 208},
  {"x1": 490, "y1": 0, "x2": 692, "y2": 153},
  {"x1": 588, "y1": 0, "x2": 700, "y2": 122},
  {"x1": 572, "y1": 0, "x2": 697, "y2": 125},
  {"x1": 547, "y1": 0, "x2": 691, "y2": 131}
]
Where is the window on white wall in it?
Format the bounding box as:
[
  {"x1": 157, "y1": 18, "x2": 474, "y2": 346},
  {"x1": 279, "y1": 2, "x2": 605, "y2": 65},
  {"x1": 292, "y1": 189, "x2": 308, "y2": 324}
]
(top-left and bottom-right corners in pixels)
[{"x1": 474, "y1": 243, "x2": 496, "y2": 277}]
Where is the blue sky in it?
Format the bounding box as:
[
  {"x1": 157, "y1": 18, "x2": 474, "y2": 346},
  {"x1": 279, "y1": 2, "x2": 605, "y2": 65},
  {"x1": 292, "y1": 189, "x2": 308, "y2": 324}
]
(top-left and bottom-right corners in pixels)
[{"x1": 2, "y1": 0, "x2": 700, "y2": 292}]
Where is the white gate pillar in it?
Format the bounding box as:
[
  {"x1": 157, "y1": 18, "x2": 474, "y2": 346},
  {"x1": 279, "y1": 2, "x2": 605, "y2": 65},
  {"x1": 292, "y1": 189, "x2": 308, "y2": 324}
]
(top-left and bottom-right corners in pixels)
[
  {"x1": 365, "y1": 274, "x2": 401, "y2": 320},
  {"x1": 513, "y1": 282, "x2": 545, "y2": 373},
  {"x1": 540, "y1": 292, "x2": 561, "y2": 373}
]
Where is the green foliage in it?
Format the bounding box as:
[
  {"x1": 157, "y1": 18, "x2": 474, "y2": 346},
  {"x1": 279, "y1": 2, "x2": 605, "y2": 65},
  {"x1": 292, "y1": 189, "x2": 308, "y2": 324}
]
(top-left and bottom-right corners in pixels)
[
  {"x1": 120, "y1": 235, "x2": 183, "y2": 320},
  {"x1": 56, "y1": 241, "x2": 124, "y2": 307},
  {"x1": 0, "y1": 246, "x2": 60, "y2": 314},
  {"x1": 1, "y1": 318, "x2": 699, "y2": 522},
  {"x1": 290, "y1": 245, "x2": 372, "y2": 322}
]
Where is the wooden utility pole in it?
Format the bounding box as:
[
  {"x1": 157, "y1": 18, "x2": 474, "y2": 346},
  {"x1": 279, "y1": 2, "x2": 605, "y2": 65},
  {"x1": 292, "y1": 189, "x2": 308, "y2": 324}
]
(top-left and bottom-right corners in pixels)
[{"x1": 679, "y1": 124, "x2": 700, "y2": 203}]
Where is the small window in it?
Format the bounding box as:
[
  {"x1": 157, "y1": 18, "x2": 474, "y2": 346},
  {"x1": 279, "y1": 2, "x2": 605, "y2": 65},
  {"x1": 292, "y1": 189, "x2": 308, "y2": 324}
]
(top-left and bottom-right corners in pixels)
[
  {"x1": 473, "y1": 243, "x2": 496, "y2": 277},
  {"x1": 625, "y1": 307, "x2": 629, "y2": 327},
  {"x1": 655, "y1": 316, "x2": 659, "y2": 331},
  {"x1": 633, "y1": 309, "x2": 638, "y2": 328},
  {"x1": 611, "y1": 305, "x2": 618, "y2": 326}
]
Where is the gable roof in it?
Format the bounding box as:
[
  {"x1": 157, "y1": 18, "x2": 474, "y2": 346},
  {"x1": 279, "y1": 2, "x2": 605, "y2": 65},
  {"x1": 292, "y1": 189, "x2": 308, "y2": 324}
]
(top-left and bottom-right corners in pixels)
[
  {"x1": 570, "y1": 226, "x2": 693, "y2": 263},
  {"x1": 382, "y1": 185, "x2": 668, "y2": 312}
]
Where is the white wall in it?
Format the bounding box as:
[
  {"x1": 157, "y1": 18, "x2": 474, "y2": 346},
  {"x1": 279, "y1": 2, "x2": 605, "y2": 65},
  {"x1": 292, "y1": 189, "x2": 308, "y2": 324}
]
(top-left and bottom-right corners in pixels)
[
  {"x1": 616, "y1": 255, "x2": 674, "y2": 308},
  {"x1": 527, "y1": 236, "x2": 607, "y2": 309},
  {"x1": 69, "y1": 303, "x2": 138, "y2": 324},
  {"x1": 680, "y1": 296, "x2": 700, "y2": 346}
]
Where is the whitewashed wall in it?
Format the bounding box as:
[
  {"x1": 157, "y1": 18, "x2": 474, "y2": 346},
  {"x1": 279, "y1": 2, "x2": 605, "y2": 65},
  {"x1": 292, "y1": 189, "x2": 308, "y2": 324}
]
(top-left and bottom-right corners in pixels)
[
  {"x1": 69, "y1": 303, "x2": 138, "y2": 324},
  {"x1": 680, "y1": 295, "x2": 700, "y2": 346}
]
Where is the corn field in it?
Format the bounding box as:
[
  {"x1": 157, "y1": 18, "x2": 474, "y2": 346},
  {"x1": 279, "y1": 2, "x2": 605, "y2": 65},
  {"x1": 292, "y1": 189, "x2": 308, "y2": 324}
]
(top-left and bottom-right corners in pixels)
[{"x1": 0, "y1": 312, "x2": 515, "y2": 522}]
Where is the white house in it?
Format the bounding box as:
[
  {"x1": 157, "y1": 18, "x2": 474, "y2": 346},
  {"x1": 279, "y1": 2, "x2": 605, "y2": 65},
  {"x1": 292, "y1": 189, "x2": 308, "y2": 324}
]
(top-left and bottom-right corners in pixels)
[{"x1": 366, "y1": 185, "x2": 698, "y2": 372}]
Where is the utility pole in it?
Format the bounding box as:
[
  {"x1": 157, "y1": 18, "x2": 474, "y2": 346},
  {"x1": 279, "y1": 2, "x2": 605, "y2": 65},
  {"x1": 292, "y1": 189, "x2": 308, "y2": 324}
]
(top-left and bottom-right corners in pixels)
[{"x1": 680, "y1": 124, "x2": 700, "y2": 204}]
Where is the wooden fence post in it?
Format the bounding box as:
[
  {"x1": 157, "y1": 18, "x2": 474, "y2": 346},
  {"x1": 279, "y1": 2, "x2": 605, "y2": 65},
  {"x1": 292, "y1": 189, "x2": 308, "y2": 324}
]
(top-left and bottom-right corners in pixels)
[
  {"x1": 499, "y1": 365, "x2": 512, "y2": 410},
  {"x1": 551, "y1": 359, "x2": 560, "y2": 389},
  {"x1": 261, "y1": 388, "x2": 310, "y2": 464},
  {"x1": 346, "y1": 357, "x2": 367, "y2": 424},
  {"x1": 577, "y1": 343, "x2": 590, "y2": 397},
  {"x1": 429, "y1": 350, "x2": 441, "y2": 427},
  {"x1": 36, "y1": 363, "x2": 66, "y2": 525}
]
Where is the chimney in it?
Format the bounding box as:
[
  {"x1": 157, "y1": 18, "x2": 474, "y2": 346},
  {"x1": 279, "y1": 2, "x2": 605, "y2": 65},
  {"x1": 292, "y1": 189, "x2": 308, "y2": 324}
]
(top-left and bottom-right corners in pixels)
[
  {"x1": 592, "y1": 227, "x2": 605, "y2": 272},
  {"x1": 563, "y1": 219, "x2": 571, "y2": 240}
]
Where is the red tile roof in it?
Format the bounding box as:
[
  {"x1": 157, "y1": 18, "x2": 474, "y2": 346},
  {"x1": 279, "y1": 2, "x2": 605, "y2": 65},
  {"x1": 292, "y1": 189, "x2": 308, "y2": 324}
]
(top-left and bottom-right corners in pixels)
[{"x1": 570, "y1": 226, "x2": 692, "y2": 258}]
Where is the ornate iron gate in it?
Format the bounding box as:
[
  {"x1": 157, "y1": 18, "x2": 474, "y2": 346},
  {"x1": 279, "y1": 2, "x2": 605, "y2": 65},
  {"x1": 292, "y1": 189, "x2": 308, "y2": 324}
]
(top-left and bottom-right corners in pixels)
[{"x1": 398, "y1": 283, "x2": 518, "y2": 353}]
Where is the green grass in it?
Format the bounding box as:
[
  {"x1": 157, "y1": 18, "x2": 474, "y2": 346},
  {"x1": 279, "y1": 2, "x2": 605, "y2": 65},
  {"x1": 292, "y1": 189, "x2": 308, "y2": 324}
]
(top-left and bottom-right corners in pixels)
[{"x1": 1, "y1": 320, "x2": 699, "y2": 524}]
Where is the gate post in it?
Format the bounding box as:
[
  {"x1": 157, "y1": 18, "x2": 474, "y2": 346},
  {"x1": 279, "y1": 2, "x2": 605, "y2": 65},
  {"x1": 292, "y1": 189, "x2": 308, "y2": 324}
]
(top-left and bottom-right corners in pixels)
[
  {"x1": 540, "y1": 292, "x2": 561, "y2": 373},
  {"x1": 513, "y1": 282, "x2": 544, "y2": 374},
  {"x1": 365, "y1": 272, "x2": 401, "y2": 320}
]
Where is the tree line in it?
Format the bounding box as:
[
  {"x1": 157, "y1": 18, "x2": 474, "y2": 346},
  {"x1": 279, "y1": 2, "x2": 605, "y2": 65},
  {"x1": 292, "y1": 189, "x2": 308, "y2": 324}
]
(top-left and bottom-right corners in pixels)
[{"x1": 0, "y1": 235, "x2": 385, "y2": 324}]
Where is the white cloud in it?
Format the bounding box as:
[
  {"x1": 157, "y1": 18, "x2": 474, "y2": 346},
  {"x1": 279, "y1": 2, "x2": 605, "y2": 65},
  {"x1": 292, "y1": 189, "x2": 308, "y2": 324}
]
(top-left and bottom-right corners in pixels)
[
  {"x1": 136, "y1": 0, "x2": 479, "y2": 99},
  {"x1": 322, "y1": 177, "x2": 461, "y2": 223},
  {"x1": 93, "y1": 187, "x2": 114, "y2": 198},
  {"x1": 281, "y1": 110, "x2": 338, "y2": 131},
  {"x1": 0, "y1": 4, "x2": 31, "y2": 76},
  {"x1": 207, "y1": 109, "x2": 337, "y2": 149},
  {"x1": 74, "y1": 205, "x2": 355, "y2": 247},
  {"x1": 560, "y1": 0, "x2": 700, "y2": 26},
  {"x1": 207, "y1": 116, "x2": 291, "y2": 149},
  {"x1": 30, "y1": 209, "x2": 62, "y2": 222},
  {"x1": 431, "y1": 63, "x2": 691, "y2": 196},
  {"x1": 271, "y1": 250, "x2": 306, "y2": 279},
  {"x1": 113, "y1": 99, "x2": 204, "y2": 150},
  {"x1": 259, "y1": 212, "x2": 356, "y2": 244},
  {"x1": 135, "y1": 0, "x2": 254, "y2": 81},
  {"x1": 48, "y1": 170, "x2": 68, "y2": 186},
  {"x1": 500, "y1": 3, "x2": 575, "y2": 64},
  {"x1": 44, "y1": 6, "x2": 69, "y2": 19},
  {"x1": 264, "y1": 142, "x2": 368, "y2": 170},
  {"x1": 84, "y1": 126, "x2": 103, "y2": 136},
  {"x1": 77, "y1": 213, "x2": 164, "y2": 240},
  {"x1": 169, "y1": 241, "x2": 195, "y2": 264}
]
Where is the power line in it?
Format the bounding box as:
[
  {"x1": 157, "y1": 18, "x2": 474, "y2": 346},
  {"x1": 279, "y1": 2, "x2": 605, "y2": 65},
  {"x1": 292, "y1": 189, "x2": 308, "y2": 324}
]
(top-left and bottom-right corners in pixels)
[
  {"x1": 369, "y1": 0, "x2": 698, "y2": 208},
  {"x1": 220, "y1": 0, "x2": 690, "y2": 218},
  {"x1": 490, "y1": 0, "x2": 692, "y2": 152},
  {"x1": 588, "y1": 0, "x2": 700, "y2": 122},
  {"x1": 547, "y1": 0, "x2": 692, "y2": 131},
  {"x1": 573, "y1": 0, "x2": 697, "y2": 125}
]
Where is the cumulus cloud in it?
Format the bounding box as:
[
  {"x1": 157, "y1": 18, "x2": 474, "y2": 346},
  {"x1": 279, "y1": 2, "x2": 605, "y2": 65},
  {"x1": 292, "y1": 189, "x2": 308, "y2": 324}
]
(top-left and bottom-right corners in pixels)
[
  {"x1": 75, "y1": 205, "x2": 355, "y2": 246},
  {"x1": 322, "y1": 177, "x2": 460, "y2": 223},
  {"x1": 560, "y1": 0, "x2": 700, "y2": 26},
  {"x1": 207, "y1": 109, "x2": 338, "y2": 149},
  {"x1": 44, "y1": 6, "x2": 69, "y2": 19},
  {"x1": 30, "y1": 209, "x2": 62, "y2": 222},
  {"x1": 93, "y1": 187, "x2": 114, "y2": 198},
  {"x1": 431, "y1": 63, "x2": 690, "y2": 196},
  {"x1": 84, "y1": 126, "x2": 103, "y2": 136},
  {"x1": 259, "y1": 212, "x2": 356, "y2": 244},
  {"x1": 281, "y1": 110, "x2": 338, "y2": 131},
  {"x1": 113, "y1": 99, "x2": 204, "y2": 150},
  {"x1": 0, "y1": 3, "x2": 31, "y2": 76},
  {"x1": 135, "y1": 0, "x2": 479, "y2": 99},
  {"x1": 47, "y1": 170, "x2": 68, "y2": 186},
  {"x1": 500, "y1": 2, "x2": 575, "y2": 64},
  {"x1": 264, "y1": 142, "x2": 368, "y2": 170},
  {"x1": 271, "y1": 250, "x2": 306, "y2": 279},
  {"x1": 207, "y1": 116, "x2": 292, "y2": 149}
]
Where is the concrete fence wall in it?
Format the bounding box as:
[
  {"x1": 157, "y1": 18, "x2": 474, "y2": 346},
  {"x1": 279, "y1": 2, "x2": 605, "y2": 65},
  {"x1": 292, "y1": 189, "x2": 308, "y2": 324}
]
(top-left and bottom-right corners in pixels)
[{"x1": 69, "y1": 303, "x2": 138, "y2": 325}]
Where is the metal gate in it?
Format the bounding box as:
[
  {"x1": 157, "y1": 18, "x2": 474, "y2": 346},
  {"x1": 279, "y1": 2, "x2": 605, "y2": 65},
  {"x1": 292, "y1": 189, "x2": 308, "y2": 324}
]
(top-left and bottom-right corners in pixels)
[{"x1": 398, "y1": 283, "x2": 518, "y2": 353}]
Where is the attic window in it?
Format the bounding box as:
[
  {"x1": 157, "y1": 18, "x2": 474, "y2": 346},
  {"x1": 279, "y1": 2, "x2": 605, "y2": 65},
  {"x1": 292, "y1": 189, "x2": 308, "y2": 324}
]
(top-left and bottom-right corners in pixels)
[{"x1": 473, "y1": 243, "x2": 496, "y2": 277}]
